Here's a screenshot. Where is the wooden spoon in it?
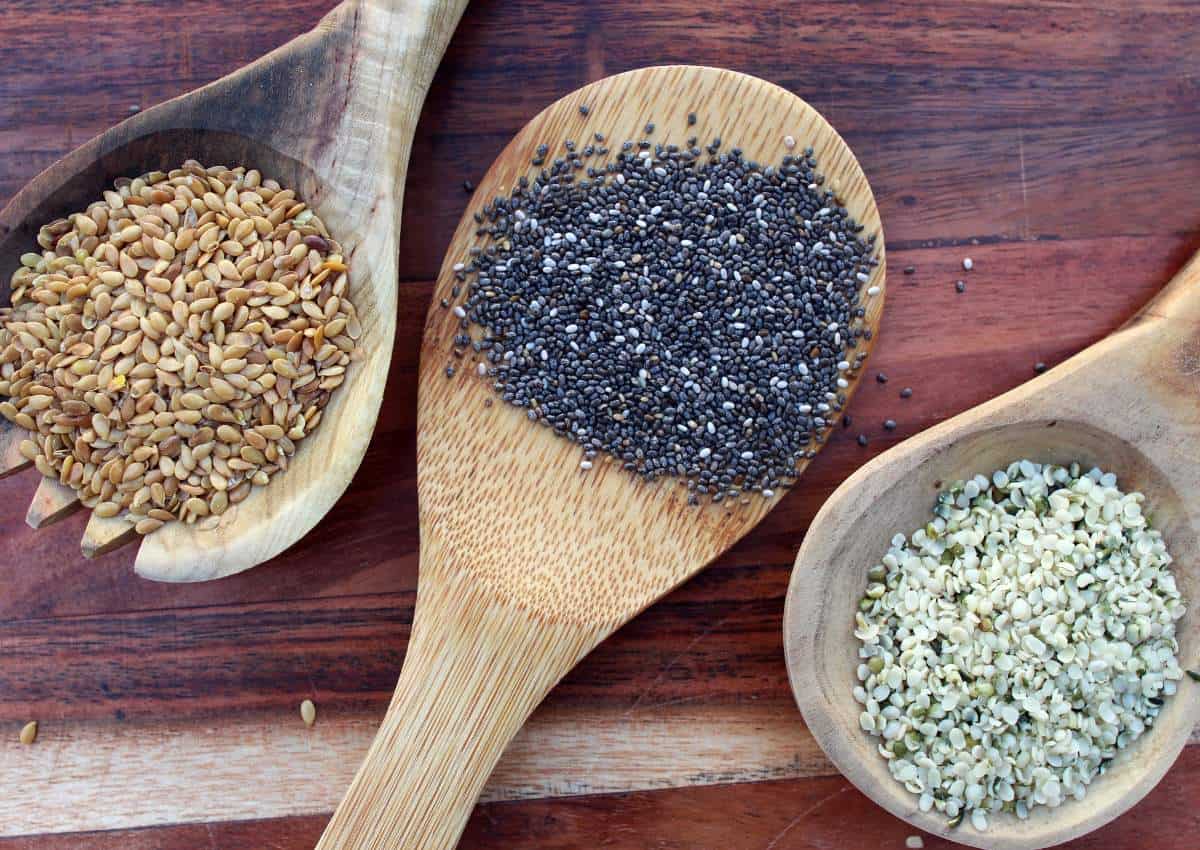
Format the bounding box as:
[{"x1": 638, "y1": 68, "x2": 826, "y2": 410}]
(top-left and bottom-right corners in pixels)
[
  {"x1": 784, "y1": 254, "x2": 1200, "y2": 849},
  {"x1": 0, "y1": 0, "x2": 468, "y2": 580},
  {"x1": 315, "y1": 65, "x2": 885, "y2": 850}
]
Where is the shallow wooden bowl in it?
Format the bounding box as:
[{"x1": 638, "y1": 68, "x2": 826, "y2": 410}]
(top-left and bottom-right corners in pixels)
[{"x1": 784, "y1": 256, "x2": 1200, "y2": 849}]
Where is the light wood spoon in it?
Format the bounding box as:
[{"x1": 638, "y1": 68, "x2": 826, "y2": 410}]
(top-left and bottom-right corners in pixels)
[
  {"x1": 316, "y1": 65, "x2": 885, "y2": 850},
  {"x1": 0, "y1": 0, "x2": 468, "y2": 580},
  {"x1": 784, "y1": 254, "x2": 1200, "y2": 849}
]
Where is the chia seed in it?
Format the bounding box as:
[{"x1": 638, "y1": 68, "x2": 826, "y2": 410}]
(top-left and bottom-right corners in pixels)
[
  {"x1": 857, "y1": 434, "x2": 869, "y2": 447},
  {"x1": 903, "y1": 265, "x2": 915, "y2": 275},
  {"x1": 1034, "y1": 361, "x2": 1048, "y2": 374},
  {"x1": 955, "y1": 280, "x2": 966, "y2": 293},
  {"x1": 449, "y1": 130, "x2": 877, "y2": 503},
  {"x1": 883, "y1": 418, "x2": 897, "y2": 431},
  {"x1": 900, "y1": 387, "x2": 913, "y2": 399},
  {"x1": 876, "y1": 372, "x2": 889, "y2": 384}
]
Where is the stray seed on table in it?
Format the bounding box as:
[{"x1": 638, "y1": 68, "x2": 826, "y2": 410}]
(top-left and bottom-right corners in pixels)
[
  {"x1": 900, "y1": 387, "x2": 913, "y2": 398},
  {"x1": 903, "y1": 265, "x2": 915, "y2": 275},
  {"x1": 579, "y1": 104, "x2": 590, "y2": 116},
  {"x1": 688, "y1": 112, "x2": 697, "y2": 125},
  {"x1": 842, "y1": 414, "x2": 852, "y2": 428},
  {"x1": 905, "y1": 837, "x2": 925, "y2": 850},
  {"x1": 962, "y1": 257, "x2": 974, "y2": 270},
  {"x1": 1034, "y1": 361, "x2": 1048, "y2": 373},
  {"x1": 883, "y1": 419, "x2": 897, "y2": 431},
  {"x1": 644, "y1": 122, "x2": 655, "y2": 134},
  {"x1": 955, "y1": 280, "x2": 966, "y2": 293},
  {"x1": 463, "y1": 179, "x2": 474, "y2": 192},
  {"x1": 300, "y1": 699, "x2": 317, "y2": 727},
  {"x1": 19, "y1": 721, "x2": 37, "y2": 745},
  {"x1": 857, "y1": 434, "x2": 869, "y2": 447},
  {"x1": 784, "y1": 135, "x2": 796, "y2": 149},
  {"x1": 876, "y1": 372, "x2": 889, "y2": 384}
]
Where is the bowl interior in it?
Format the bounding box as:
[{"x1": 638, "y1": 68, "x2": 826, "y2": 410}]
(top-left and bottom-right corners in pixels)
[{"x1": 786, "y1": 418, "x2": 1200, "y2": 850}]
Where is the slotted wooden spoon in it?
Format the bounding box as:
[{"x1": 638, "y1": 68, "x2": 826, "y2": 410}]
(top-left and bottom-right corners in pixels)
[
  {"x1": 784, "y1": 255, "x2": 1200, "y2": 849},
  {"x1": 0, "y1": 0, "x2": 468, "y2": 580},
  {"x1": 315, "y1": 65, "x2": 885, "y2": 850}
]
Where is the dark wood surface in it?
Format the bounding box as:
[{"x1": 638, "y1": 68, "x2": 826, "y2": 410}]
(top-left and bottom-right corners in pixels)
[{"x1": 3, "y1": 0, "x2": 1200, "y2": 847}]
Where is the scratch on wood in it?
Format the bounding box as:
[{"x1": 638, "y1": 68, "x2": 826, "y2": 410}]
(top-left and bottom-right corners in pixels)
[
  {"x1": 623, "y1": 603, "x2": 749, "y2": 716},
  {"x1": 1017, "y1": 126, "x2": 1030, "y2": 240},
  {"x1": 762, "y1": 786, "x2": 851, "y2": 850}
]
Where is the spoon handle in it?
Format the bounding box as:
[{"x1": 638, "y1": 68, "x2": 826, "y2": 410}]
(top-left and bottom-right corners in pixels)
[
  {"x1": 1129, "y1": 249, "x2": 1200, "y2": 327},
  {"x1": 316, "y1": 573, "x2": 596, "y2": 850}
]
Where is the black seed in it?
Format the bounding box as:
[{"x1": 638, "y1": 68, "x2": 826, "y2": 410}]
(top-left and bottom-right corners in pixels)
[
  {"x1": 842, "y1": 414, "x2": 852, "y2": 429},
  {"x1": 1034, "y1": 361, "x2": 1048, "y2": 374},
  {"x1": 857, "y1": 434, "x2": 869, "y2": 446},
  {"x1": 900, "y1": 387, "x2": 913, "y2": 398},
  {"x1": 955, "y1": 280, "x2": 966, "y2": 293},
  {"x1": 451, "y1": 129, "x2": 877, "y2": 502},
  {"x1": 903, "y1": 265, "x2": 915, "y2": 275},
  {"x1": 463, "y1": 179, "x2": 474, "y2": 192},
  {"x1": 876, "y1": 372, "x2": 889, "y2": 384},
  {"x1": 688, "y1": 112, "x2": 697, "y2": 125},
  {"x1": 883, "y1": 419, "x2": 897, "y2": 431},
  {"x1": 579, "y1": 104, "x2": 590, "y2": 116}
]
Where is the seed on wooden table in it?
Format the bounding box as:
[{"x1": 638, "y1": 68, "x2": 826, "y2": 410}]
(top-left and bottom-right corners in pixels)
[
  {"x1": 19, "y1": 721, "x2": 38, "y2": 745},
  {"x1": 300, "y1": 699, "x2": 317, "y2": 727}
]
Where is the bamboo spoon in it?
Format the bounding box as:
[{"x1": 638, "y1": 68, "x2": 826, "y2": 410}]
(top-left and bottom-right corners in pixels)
[
  {"x1": 0, "y1": 0, "x2": 469, "y2": 581},
  {"x1": 784, "y1": 254, "x2": 1200, "y2": 849},
  {"x1": 315, "y1": 65, "x2": 885, "y2": 850}
]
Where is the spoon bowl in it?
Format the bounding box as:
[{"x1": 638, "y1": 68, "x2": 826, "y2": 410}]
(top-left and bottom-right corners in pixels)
[
  {"x1": 0, "y1": 0, "x2": 469, "y2": 580},
  {"x1": 784, "y1": 256, "x2": 1200, "y2": 849},
  {"x1": 315, "y1": 65, "x2": 885, "y2": 850}
]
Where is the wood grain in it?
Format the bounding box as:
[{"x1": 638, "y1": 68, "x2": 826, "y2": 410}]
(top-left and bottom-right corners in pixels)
[
  {"x1": 2, "y1": 0, "x2": 1200, "y2": 848},
  {"x1": 4, "y1": 748, "x2": 1200, "y2": 850}
]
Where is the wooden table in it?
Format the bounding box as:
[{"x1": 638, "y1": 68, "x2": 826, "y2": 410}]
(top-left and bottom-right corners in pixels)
[{"x1": 2, "y1": 1, "x2": 1199, "y2": 847}]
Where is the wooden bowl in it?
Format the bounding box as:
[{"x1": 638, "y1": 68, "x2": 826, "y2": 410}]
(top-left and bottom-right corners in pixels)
[
  {"x1": 0, "y1": 0, "x2": 468, "y2": 580},
  {"x1": 783, "y1": 258, "x2": 1200, "y2": 849}
]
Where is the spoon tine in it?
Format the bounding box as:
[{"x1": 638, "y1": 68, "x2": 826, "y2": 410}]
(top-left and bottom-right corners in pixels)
[
  {"x1": 81, "y1": 512, "x2": 137, "y2": 559},
  {"x1": 0, "y1": 420, "x2": 30, "y2": 479},
  {"x1": 25, "y1": 477, "x2": 82, "y2": 528}
]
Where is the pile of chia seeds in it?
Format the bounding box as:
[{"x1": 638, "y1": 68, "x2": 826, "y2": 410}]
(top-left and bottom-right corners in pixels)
[{"x1": 446, "y1": 126, "x2": 878, "y2": 503}]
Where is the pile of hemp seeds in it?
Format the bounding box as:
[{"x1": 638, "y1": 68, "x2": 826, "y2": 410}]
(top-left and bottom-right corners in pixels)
[{"x1": 444, "y1": 119, "x2": 879, "y2": 505}]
